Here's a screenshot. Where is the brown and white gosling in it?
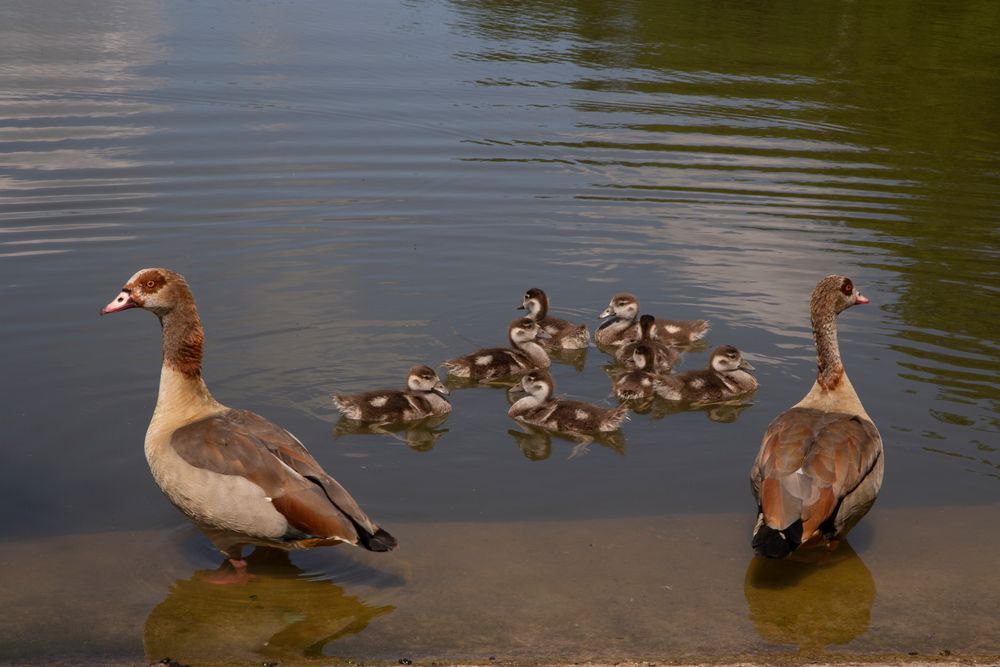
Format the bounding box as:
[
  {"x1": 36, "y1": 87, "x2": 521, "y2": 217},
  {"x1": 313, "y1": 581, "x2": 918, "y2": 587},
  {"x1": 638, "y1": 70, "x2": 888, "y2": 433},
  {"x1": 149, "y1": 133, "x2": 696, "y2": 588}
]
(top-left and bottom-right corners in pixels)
[
  {"x1": 615, "y1": 314, "x2": 679, "y2": 373},
  {"x1": 611, "y1": 343, "x2": 662, "y2": 400},
  {"x1": 654, "y1": 345, "x2": 758, "y2": 403},
  {"x1": 509, "y1": 368, "x2": 629, "y2": 434},
  {"x1": 750, "y1": 275, "x2": 883, "y2": 559},
  {"x1": 333, "y1": 365, "x2": 451, "y2": 423},
  {"x1": 442, "y1": 316, "x2": 550, "y2": 381},
  {"x1": 100, "y1": 268, "x2": 396, "y2": 581},
  {"x1": 518, "y1": 287, "x2": 590, "y2": 350},
  {"x1": 597, "y1": 292, "x2": 710, "y2": 347}
]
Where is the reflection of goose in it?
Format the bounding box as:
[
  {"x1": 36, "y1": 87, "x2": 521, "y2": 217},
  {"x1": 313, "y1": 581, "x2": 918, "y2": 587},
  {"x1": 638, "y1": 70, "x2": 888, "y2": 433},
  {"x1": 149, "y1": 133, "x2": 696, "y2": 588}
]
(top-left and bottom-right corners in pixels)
[
  {"x1": 333, "y1": 415, "x2": 449, "y2": 452},
  {"x1": 144, "y1": 548, "x2": 394, "y2": 665},
  {"x1": 743, "y1": 540, "x2": 875, "y2": 652},
  {"x1": 100, "y1": 269, "x2": 396, "y2": 580},
  {"x1": 750, "y1": 276, "x2": 883, "y2": 559}
]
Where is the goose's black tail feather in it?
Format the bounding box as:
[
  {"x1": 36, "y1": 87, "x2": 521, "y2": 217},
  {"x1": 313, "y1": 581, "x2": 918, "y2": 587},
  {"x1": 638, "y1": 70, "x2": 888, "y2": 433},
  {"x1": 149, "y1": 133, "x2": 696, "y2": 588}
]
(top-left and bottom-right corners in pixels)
[
  {"x1": 752, "y1": 519, "x2": 803, "y2": 559},
  {"x1": 359, "y1": 527, "x2": 398, "y2": 552}
]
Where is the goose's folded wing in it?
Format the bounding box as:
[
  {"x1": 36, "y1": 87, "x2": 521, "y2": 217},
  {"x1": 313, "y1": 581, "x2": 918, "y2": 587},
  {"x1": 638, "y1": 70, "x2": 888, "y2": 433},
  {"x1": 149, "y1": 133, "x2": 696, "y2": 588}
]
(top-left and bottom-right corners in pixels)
[
  {"x1": 169, "y1": 410, "x2": 374, "y2": 541},
  {"x1": 752, "y1": 408, "x2": 881, "y2": 537}
]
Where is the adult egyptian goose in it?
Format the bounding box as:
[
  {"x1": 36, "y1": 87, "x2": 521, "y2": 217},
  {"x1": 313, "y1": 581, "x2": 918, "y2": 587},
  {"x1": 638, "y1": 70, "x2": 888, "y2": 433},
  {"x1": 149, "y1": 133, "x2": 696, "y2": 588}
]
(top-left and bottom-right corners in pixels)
[
  {"x1": 101, "y1": 268, "x2": 396, "y2": 576},
  {"x1": 442, "y1": 316, "x2": 550, "y2": 382},
  {"x1": 596, "y1": 292, "x2": 710, "y2": 347},
  {"x1": 749, "y1": 275, "x2": 883, "y2": 559},
  {"x1": 508, "y1": 368, "x2": 629, "y2": 434},
  {"x1": 518, "y1": 287, "x2": 590, "y2": 350},
  {"x1": 333, "y1": 365, "x2": 451, "y2": 423},
  {"x1": 654, "y1": 345, "x2": 757, "y2": 403}
]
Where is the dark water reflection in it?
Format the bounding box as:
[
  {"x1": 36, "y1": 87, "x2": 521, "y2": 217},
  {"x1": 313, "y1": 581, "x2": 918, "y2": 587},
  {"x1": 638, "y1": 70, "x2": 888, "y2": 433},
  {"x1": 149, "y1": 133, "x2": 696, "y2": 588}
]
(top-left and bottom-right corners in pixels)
[
  {"x1": 145, "y1": 549, "x2": 395, "y2": 664},
  {"x1": 334, "y1": 415, "x2": 451, "y2": 452},
  {"x1": 2, "y1": 0, "x2": 999, "y2": 662},
  {"x1": 507, "y1": 424, "x2": 627, "y2": 461},
  {"x1": 744, "y1": 542, "x2": 876, "y2": 653}
]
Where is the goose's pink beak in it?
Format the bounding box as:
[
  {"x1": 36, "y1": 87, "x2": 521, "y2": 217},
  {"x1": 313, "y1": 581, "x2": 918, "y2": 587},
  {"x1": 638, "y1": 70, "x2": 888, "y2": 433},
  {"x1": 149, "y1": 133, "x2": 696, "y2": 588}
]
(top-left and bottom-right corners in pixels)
[
  {"x1": 855, "y1": 292, "x2": 870, "y2": 305},
  {"x1": 101, "y1": 290, "x2": 136, "y2": 315}
]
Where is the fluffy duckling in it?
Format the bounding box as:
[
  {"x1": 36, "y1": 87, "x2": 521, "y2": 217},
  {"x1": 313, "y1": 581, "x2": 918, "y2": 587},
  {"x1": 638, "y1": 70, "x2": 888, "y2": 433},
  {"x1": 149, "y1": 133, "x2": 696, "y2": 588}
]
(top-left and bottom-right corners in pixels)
[
  {"x1": 443, "y1": 316, "x2": 550, "y2": 381},
  {"x1": 596, "y1": 292, "x2": 710, "y2": 347},
  {"x1": 333, "y1": 365, "x2": 451, "y2": 423},
  {"x1": 518, "y1": 287, "x2": 590, "y2": 350},
  {"x1": 654, "y1": 345, "x2": 758, "y2": 403},
  {"x1": 509, "y1": 368, "x2": 629, "y2": 434},
  {"x1": 611, "y1": 343, "x2": 662, "y2": 400},
  {"x1": 615, "y1": 314, "x2": 679, "y2": 373}
]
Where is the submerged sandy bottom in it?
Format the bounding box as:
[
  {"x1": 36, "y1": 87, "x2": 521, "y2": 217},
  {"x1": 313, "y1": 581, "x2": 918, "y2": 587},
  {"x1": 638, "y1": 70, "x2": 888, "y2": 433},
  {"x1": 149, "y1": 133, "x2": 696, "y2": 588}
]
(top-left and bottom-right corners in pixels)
[{"x1": 1, "y1": 505, "x2": 998, "y2": 666}]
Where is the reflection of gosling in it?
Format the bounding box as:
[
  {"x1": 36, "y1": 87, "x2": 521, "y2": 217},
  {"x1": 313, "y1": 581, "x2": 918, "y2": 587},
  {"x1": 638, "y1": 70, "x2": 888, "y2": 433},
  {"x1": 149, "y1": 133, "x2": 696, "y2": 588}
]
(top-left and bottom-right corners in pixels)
[
  {"x1": 655, "y1": 345, "x2": 757, "y2": 403},
  {"x1": 519, "y1": 287, "x2": 590, "y2": 349},
  {"x1": 615, "y1": 314, "x2": 679, "y2": 373},
  {"x1": 597, "y1": 292, "x2": 709, "y2": 346},
  {"x1": 612, "y1": 343, "x2": 661, "y2": 400},
  {"x1": 333, "y1": 365, "x2": 451, "y2": 423},
  {"x1": 509, "y1": 369, "x2": 628, "y2": 434},
  {"x1": 443, "y1": 317, "x2": 550, "y2": 381}
]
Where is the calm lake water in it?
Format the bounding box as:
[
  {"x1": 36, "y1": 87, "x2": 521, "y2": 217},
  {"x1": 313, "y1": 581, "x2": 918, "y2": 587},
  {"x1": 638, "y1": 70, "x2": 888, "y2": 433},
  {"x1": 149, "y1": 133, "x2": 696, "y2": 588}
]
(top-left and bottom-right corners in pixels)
[{"x1": 2, "y1": 0, "x2": 999, "y2": 664}]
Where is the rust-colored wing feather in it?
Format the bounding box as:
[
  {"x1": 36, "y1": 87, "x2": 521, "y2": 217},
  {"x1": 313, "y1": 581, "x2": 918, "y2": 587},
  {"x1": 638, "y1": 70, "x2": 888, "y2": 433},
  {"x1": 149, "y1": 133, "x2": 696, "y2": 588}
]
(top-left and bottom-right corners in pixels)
[
  {"x1": 751, "y1": 407, "x2": 881, "y2": 542},
  {"x1": 169, "y1": 409, "x2": 384, "y2": 544}
]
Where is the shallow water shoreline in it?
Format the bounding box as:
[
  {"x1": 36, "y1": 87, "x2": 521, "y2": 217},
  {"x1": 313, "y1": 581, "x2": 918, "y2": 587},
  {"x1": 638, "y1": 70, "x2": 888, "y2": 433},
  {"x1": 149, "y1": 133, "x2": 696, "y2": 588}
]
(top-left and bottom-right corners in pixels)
[{"x1": 2, "y1": 505, "x2": 998, "y2": 666}]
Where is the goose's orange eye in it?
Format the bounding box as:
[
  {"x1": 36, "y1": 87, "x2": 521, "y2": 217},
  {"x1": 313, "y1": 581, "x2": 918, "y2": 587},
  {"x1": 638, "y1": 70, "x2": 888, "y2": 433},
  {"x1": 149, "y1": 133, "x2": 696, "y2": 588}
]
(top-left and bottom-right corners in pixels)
[
  {"x1": 841, "y1": 280, "x2": 853, "y2": 295},
  {"x1": 146, "y1": 280, "x2": 156, "y2": 288}
]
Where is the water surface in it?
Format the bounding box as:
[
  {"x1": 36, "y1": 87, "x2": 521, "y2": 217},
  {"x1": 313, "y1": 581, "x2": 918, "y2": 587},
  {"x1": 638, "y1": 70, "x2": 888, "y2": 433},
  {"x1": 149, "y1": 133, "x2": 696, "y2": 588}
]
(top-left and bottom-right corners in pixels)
[{"x1": 1, "y1": 0, "x2": 999, "y2": 664}]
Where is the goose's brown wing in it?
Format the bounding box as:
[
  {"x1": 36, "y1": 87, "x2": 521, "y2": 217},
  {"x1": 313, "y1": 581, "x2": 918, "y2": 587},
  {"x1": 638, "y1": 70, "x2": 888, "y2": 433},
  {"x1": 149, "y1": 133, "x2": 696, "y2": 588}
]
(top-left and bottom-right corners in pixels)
[
  {"x1": 751, "y1": 407, "x2": 881, "y2": 540},
  {"x1": 170, "y1": 409, "x2": 388, "y2": 547}
]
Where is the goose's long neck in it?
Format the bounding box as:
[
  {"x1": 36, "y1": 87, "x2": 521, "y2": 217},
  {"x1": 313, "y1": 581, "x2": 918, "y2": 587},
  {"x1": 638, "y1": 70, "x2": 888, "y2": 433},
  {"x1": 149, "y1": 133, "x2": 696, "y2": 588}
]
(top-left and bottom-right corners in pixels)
[
  {"x1": 150, "y1": 303, "x2": 222, "y2": 433},
  {"x1": 812, "y1": 309, "x2": 844, "y2": 391},
  {"x1": 795, "y1": 306, "x2": 867, "y2": 416}
]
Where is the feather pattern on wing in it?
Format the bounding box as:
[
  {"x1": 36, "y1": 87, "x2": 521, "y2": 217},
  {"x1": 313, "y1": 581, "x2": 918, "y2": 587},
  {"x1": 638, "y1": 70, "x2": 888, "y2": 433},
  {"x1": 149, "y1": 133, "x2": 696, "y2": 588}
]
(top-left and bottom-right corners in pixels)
[
  {"x1": 751, "y1": 407, "x2": 882, "y2": 542},
  {"x1": 169, "y1": 409, "x2": 382, "y2": 543}
]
